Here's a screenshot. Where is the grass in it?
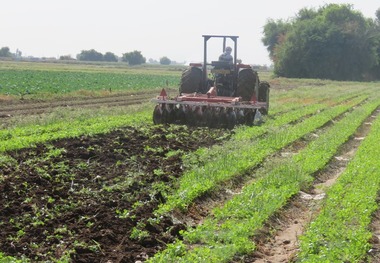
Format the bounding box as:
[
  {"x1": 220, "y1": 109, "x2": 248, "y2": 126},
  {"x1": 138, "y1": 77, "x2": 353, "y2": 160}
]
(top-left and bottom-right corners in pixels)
[{"x1": 0, "y1": 103, "x2": 152, "y2": 153}]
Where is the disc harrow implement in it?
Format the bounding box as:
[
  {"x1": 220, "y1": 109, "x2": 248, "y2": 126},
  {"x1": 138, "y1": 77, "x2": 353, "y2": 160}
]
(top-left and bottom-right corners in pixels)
[{"x1": 152, "y1": 89, "x2": 266, "y2": 129}]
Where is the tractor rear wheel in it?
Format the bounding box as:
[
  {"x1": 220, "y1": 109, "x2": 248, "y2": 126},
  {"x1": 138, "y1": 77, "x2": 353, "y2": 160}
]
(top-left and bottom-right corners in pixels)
[
  {"x1": 237, "y1": 68, "x2": 257, "y2": 101},
  {"x1": 258, "y1": 81, "x2": 270, "y2": 115},
  {"x1": 179, "y1": 66, "x2": 203, "y2": 94}
]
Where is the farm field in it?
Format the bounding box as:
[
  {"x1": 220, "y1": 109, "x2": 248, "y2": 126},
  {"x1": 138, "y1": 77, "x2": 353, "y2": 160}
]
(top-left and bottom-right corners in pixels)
[{"x1": 1, "y1": 61, "x2": 380, "y2": 263}]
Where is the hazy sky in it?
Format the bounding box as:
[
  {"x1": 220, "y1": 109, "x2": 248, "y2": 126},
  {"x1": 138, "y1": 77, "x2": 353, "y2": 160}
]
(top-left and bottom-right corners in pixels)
[{"x1": 1, "y1": 0, "x2": 379, "y2": 65}]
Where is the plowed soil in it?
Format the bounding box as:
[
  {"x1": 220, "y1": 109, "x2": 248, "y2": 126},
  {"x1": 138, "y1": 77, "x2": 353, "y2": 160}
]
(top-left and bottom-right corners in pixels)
[{"x1": 0, "y1": 125, "x2": 231, "y2": 262}]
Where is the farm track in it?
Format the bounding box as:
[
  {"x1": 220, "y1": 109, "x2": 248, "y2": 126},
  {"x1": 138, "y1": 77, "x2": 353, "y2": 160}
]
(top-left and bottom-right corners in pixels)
[
  {"x1": 0, "y1": 89, "x2": 176, "y2": 118},
  {"x1": 246, "y1": 107, "x2": 380, "y2": 263}
]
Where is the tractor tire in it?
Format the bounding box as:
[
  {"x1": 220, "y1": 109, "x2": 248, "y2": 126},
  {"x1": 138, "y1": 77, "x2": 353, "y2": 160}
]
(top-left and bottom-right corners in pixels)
[
  {"x1": 237, "y1": 68, "x2": 257, "y2": 101},
  {"x1": 258, "y1": 81, "x2": 270, "y2": 115},
  {"x1": 179, "y1": 66, "x2": 202, "y2": 94},
  {"x1": 258, "y1": 81, "x2": 270, "y2": 102}
]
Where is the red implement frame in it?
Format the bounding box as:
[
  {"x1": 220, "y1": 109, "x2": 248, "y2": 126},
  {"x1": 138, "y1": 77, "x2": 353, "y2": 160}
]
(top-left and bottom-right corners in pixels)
[{"x1": 151, "y1": 88, "x2": 268, "y2": 110}]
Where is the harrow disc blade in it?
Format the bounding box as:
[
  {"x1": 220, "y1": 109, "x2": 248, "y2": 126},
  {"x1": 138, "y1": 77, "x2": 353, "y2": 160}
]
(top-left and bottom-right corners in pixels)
[
  {"x1": 245, "y1": 109, "x2": 255, "y2": 126},
  {"x1": 218, "y1": 108, "x2": 228, "y2": 128},
  {"x1": 176, "y1": 105, "x2": 186, "y2": 125},
  {"x1": 167, "y1": 105, "x2": 177, "y2": 124},
  {"x1": 226, "y1": 109, "x2": 237, "y2": 129},
  {"x1": 153, "y1": 104, "x2": 163, "y2": 124}
]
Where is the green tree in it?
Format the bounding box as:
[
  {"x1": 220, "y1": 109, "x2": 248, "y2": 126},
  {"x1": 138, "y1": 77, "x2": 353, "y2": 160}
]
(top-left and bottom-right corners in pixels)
[
  {"x1": 159, "y1": 56, "x2": 171, "y2": 65},
  {"x1": 263, "y1": 4, "x2": 379, "y2": 80},
  {"x1": 122, "y1": 51, "x2": 146, "y2": 65},
  {"x1": 77, "y1": 49, "x2": 103, "y2": 61},
  {"x1": 103, "y1": 52, "x2": 118, "y2": 62},
  {"x1": 261, "y1": 19, "x2": 290, "y2": 61},
  {"x1": 59, "y1": 55, "x2": 74, "y2": 60},
  {"x1": 0, "y1": 47, "x2": 11, "y2": 57},
  {"x1": 368, "y1": 8, "x2": 380, "y2": 79}
]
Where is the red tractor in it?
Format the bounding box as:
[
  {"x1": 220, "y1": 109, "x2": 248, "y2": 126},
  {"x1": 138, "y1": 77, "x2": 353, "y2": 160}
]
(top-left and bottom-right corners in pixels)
[{"x1": 152, "y1": 35, "x2": 270, "y2": 129}]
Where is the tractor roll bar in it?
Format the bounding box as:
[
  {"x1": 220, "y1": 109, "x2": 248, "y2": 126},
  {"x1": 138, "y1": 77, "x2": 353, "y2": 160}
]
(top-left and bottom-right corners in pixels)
[{"x1": 202, "y1": 35, "x2": 239, "y2": 91}]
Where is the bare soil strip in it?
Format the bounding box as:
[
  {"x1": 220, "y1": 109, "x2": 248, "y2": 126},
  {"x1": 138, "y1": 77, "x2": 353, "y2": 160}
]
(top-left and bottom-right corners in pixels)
[
  {"x1": 0, "y1": 90, "x2": 169, "y2": 118},
  {"x1": 241, "y1": 109, "x2": 379, "y2": 263},
  {"x1": 369, "y1": 211, "x2": 380, "y2": 261}
]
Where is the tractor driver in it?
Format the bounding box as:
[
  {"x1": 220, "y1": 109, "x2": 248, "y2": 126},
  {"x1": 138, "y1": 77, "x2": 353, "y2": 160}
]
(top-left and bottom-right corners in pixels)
[{"x1": 219, "y1": 46, "x2": 233, "y2": 63}]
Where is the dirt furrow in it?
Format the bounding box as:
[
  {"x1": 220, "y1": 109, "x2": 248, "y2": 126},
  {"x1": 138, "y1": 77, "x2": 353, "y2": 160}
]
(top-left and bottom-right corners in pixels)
[{"x1": 0, "y1": 90, "x2": 167, "y2": 118}]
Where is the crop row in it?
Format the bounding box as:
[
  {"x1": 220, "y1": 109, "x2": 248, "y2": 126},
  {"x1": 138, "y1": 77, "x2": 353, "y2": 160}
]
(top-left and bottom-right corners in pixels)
[
  {"x1": 0, "y1": 105, "x2": 151, "y2": 153},
  {"x1": 236, "y1": 82, "x2": 379, "y2": 142},
  {"x1": 157, "y1": 95, "x2": 368, "y2": 214},
  {"x1": 268, "y1": 82, "x2": 375, "y2": 115},
  {"x1": 297, "y1": 107, "x2": 380, "y2": 261},
  {"x1": 150, "y1": 94, "x2": 380, "y2": 262},
  {"x1": 235, "y1": 91, "x2": 366, "y2": 142}
]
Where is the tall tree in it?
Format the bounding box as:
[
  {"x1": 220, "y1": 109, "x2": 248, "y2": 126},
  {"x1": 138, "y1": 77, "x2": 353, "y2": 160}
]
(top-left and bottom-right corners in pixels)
[
  {"x1": 0, "y1": 47, "x2": 11, "y2": 57},
  {"x1": 262, "y1": 4, "x2": 380, "y2": 80},
  {"x1": 261, "y1": 19, "x2": 290, "y2": 61},
  {"x1": 159, "y1": 56, "x2": 171, "y2": 65},
  {"x1": 103, "y1": 52, "x2": 118, "y2": 62},
  {"x1": 122, "y1": 51, "x2": 146, "y2": 65},
  {"x1": 77, "y1": 49, "x2": 103, "y2": 61}
]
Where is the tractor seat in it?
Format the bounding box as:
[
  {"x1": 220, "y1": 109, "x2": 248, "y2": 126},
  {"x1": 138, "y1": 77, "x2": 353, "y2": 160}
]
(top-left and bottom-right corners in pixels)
[{"x1": 211, "y1": 61, "x2": 233, "y2": 69}]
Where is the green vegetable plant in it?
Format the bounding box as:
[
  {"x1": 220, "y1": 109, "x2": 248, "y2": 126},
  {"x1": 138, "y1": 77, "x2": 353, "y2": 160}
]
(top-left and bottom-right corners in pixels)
[{"x1": 150, "y1": 96, "x2": 380, "y2": 262}]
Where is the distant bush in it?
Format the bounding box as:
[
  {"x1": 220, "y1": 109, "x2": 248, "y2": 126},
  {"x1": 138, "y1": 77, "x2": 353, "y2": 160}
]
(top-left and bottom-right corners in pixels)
[{"x1": 160, "y1": 56, "x2": 171, "y2": 65}]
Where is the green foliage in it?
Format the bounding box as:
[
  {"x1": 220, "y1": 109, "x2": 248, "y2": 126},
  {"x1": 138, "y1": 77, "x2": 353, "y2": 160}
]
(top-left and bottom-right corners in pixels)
[
  {"x1": 0, "y1": 47, "x2": 12, "y2": 57},
  {"x1": 159, "y1": 56, "x2": 171, "y2": 65},
  {"x1": 298, "y1": 100, "x2": 380, "y2": 262},
  {"x1": 0, "y1": 107, "x2": 152, "y2": 153},
  {"x1": 151, "y1": 92, "x2": 380, "y2": 262},
  {"x1": 103, "y1": 52, "x2": 118, "y2": 62},
  {"x1": 77, "y1": 49, "x2": 104, "y2": 61},
  {"x1": 0, "y1": 69, "x2": 179, "y2": 97},
  {"x1": 59, "y1": 55, "x2": 74, "y2": 60},
  {"x1": 261, "y1": 19, "x2": 290, "y2": 60},
  {"x1": 0, "y1": 252, "x2": 25, "y2": 262},
  {"x1": 122, "y1": 50, "x2": 146, "y2": 65},
  {"x1": 157, "y1": 95, "x2": 367, "y2": 214},
  {"x1": 263, "y1": 4, "x2": 380, "y2": 80}
]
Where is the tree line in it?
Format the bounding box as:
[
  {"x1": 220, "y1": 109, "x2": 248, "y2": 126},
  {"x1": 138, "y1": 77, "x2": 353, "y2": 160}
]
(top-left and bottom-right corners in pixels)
[
  {"x1": 0, "y1": 47, "x2": 172, "y2": 66},
  {"x1": 262, "y1": 4, "x2": 380, "y2": 81},
  {"x1": 67, "y1": 50, "x2": 172, "y2": 65}
]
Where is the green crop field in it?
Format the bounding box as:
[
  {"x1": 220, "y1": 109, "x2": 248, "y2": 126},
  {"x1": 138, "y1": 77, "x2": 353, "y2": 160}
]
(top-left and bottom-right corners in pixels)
[
  {"x1": 1, "y1": 60, "x2": 380, "y2": 263},
  {"x1": 0, "y1": 61, "x2": 182, "y2": 99}
]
